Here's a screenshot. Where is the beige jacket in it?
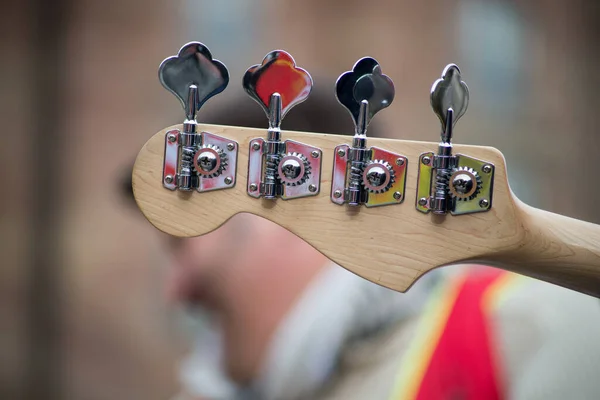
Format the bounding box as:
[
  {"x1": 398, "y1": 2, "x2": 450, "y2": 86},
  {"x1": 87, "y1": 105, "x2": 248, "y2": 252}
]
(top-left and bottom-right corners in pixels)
[
  {"x1": 177, "y1": 266, "x2": 600, "y2": 400},
  {"x1": 318, "y1": 269, "x2": 600, "y2": 400}
]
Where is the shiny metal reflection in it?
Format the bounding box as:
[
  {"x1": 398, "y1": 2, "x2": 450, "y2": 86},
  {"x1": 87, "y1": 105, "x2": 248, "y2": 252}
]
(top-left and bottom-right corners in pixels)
[
  {"x1": 158, "y1": 42, "x2": 229, "y2": 121},
  {"x1": 430, "y1": 64, "x2": 469, "y2": 134},
  {"x1": 335, "y1": 57, "x2": 395, "y2": 133}
]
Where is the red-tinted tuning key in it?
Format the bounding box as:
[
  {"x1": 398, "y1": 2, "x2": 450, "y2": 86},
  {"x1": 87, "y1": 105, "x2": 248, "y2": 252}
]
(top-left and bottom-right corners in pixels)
[
  {"x1": 243, "y1": 50, "x2": 312, "y2": 128},
  {"x1": 243, "y1": 51, "x2": 321, "y2": 201}
]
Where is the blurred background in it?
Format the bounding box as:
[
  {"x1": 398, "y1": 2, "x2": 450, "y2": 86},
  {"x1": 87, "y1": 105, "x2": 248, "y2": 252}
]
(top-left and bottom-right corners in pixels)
[{"x1": 1, "y1": 0, "x2": 599, "y2": 399}]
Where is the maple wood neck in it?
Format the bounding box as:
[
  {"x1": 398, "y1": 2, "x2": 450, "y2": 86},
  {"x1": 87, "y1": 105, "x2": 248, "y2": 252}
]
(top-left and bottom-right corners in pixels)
[{"x1": 485, "y1": 200, "x2": 600, "y2": 297}]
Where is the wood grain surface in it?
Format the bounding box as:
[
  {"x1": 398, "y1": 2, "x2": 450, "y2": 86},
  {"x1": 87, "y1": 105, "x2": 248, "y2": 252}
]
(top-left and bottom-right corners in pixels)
[{"x1": 133, "y1": 124, "x2": 600, "y2": 297}]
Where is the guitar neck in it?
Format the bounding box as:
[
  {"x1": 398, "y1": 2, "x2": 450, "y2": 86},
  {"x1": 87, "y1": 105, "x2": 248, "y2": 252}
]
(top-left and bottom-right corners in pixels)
[{"x1": 485, "y1": 200, "x2": 600, "y2": 298}]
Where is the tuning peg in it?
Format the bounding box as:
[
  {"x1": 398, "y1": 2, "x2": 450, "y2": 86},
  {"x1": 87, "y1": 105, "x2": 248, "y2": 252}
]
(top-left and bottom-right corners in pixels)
[
  {"x1": 158, "y1": 42, "x2": 238, "y2": 194},
  {"x1": 159, "y1": 42, "x2": 229, "y2": 126},
  {"x1": 416, "y1": 64, "x2": 494, "y2": 216},
  {"x1": 243, "y1": 50, "x2": 321, "y2": 200},
  {"x1": 335, "y1": 57, "x2": 395, "y2": 136},
  {"x1": 430, "y1": 64, "x2": 469, "y2": 142},
  {"x1": 331, "y1": 58, "x2": 406, "y2": 208},
  {"x1": 243, "y1": 50, "x2": 313, "y2": 130}
]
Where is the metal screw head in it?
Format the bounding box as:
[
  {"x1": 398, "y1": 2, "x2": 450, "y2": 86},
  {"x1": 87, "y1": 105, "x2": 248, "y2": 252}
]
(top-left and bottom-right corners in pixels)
[
  {"x1": 165, "y1": 175, "x2": 174, "y2": 184},
  {"x1": 337, "y1": 149, "x2": 346, "y2": 157},
  {"x1": 365, "y1": 166, "x2": 387, "y2": 188},
  {"x1": 196, "y1": 150, "x2": 218, "y2": 172},
  {"x1": 281, "y1": 158, "x2": 302, "y2": 179},
  {"x1": 333, "y1": 190, "x2": 342, "y2": 198},
  {"x1": 418, "y1": 197, "x2": 428, "y2": 206},
  {"x1": 395, "y1": 158, "x2": 405, "y2": 166},
  {"x1": 479, "y1": 198, "x2": 490, "y2": 208},
  {"x1": 308, "y1": 184, "x2": 317, "y2": 192},
  {"x1": 252, "y1": 142, "x2": 260, "y2": 151},
  {"x1": 227, "y1": 142, "x2": 235, "y2": 151},
  {"x1": 249, "y1": 183, "x2": 258, "y2": 191},
  {"x1": 393, "y1": 191, "x2": 402, "y2": 200},
  {"x1": 422, "y1": 156, "x2": 431, "y2": 165},
  {"x1": 482, "y1": 164, "x2": 492, "y2": 174},
  {"x1": 167, "y1": 133, "x2": 177, "y2": 143},
  {"x1": 224, "y1": 176, "x2": 233, "y2": 185},
  {"x1": 311, "y1": 150, "x2": 320, "y2": 158},
  {"x1": 451, "y1": 173, "x2": 474, "y2": 195}
]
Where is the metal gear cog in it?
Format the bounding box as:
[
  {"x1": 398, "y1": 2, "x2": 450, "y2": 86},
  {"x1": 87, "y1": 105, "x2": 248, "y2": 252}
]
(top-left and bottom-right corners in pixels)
[
  {"x1": 449, "y1": 166, "x2": 482, "y2": 201},
  {"x1": 362, "y1": 159, "x2": 395, "y2": 193},
  {"x1": 193, "y1": 144, "x2": 228, "y2": 178},
  {"x1": 277, "y1": 152, "x2": 311, "y2": 186}
]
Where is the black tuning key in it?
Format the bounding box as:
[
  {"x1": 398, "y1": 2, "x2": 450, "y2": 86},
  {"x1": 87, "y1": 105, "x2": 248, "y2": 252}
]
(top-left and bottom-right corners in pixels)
[{"x1": 331, "y1": 57, "x2": 407, "y2": 208}]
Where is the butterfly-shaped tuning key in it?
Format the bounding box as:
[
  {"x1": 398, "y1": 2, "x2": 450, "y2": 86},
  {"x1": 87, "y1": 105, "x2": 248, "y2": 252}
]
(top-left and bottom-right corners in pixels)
[
  {"x1": 243, "y1": 50, "x2": 313, "y2": 130},
  {"x1": 158, "y1": 42, "x2": 238, "y2": 193},
  {"x1": 243, "y1": 50, "x2": 322, "y2": 200},
  {"x1": 430, "y1": 64, "x2": 469, "y2": 142},
  {"x1": 416, "y1": 64, "x2": 494, "y2": 215},
  {"x1": 159, "y1": 42, "x2": 229, "y2": 128},
  {"x1": 331, "y1": 58, "x2": 407, "y2": 208},
  {"x1": 336, "y1": 57, "x2": 395, "y2": 136}
]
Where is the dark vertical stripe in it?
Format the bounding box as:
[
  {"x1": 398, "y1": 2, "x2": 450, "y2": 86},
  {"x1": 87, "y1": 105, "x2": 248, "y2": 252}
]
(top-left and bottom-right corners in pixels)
[{"x1": 27, "y1": 0, "x2": 71, "y2": 399}]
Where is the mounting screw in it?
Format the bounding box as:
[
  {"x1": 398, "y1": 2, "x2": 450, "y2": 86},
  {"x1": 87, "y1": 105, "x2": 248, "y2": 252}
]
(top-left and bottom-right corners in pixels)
[
  {"x1": 393, "y1": 191, "x2": 402, "y2": 200},
  {"x1": 252, "y1": 142, "x2": 260, "y2": 151},
  {"x1": 333, "y1": 190, "x2": 342, "y2": 198},
  {"x1": 308, "y1": 184, "x2": 317, "y2": 192},
  {"x1": 249, "y1": 183, "x2": 258, "y2": 191},
  {"x1": 337, "y1": 149, "x2": 346, "y2": 157},
  {"x1": 167, "y1": 133, "x2": 177, "y2": 143},
  {"x1": 227, "y1": 142, "x2": 235, "y2": 151},
  {"x1": 396, "y1": 158, "x2": 405, "y2": 166},
  {"x1": 311, "y1": 150, "x2": 319, "y2": 158},
  {"x1": 165, "y1": 175, "x2": 174, "y2": 184},
  {"x1": 482, "y1": 164, "x2": 492, "y2": 174},
  {"x1": 479, "y1": 199, "x2": 490, "y2": 208},
  {"x1": 422, "y1": 156, "x2": 431, "y2": 165},
  {"x1": 224, "y1": 176, "x2": 233, "y2": 185},
  {"x1": 418, "y1": 197, "x2": 428, "y2": 206}
]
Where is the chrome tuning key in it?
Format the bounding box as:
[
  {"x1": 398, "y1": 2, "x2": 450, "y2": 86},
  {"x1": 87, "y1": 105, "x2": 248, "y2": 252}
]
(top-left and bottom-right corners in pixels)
[
  {"x1": 416, "y1": 64, "x2": 494, "y2": 215},
  {"x1": 159, "y1": 42, "x2": 238, "y2": 192},
  {"x1": 244, "y1": 50, "x2": 322, "y2": 200},
  {"x1": 331, "y1": 58, "x2": 407, "y2": 207}
]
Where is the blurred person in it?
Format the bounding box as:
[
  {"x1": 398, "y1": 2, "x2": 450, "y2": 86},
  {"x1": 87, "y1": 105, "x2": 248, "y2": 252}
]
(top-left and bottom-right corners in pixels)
[{"x1": 125, "y1": 90, "x2": 600, "y2": 400}]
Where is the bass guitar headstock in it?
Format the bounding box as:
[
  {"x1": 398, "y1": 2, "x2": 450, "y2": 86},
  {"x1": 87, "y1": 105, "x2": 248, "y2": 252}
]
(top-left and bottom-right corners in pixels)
[
  {"x1": 133, "y1": 42, "x2": 600, "y2": 298},
  {"x1": 133, "y1": 41, "x2": 514, "y2": 293}
]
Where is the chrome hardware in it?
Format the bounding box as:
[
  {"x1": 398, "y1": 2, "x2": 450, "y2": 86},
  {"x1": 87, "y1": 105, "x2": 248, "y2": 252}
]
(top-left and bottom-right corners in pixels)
[
  {"x1": 363, "y1": 160, "x2": 395, "y2": 194},
  {"x1": 278, "y1": 152, "x2": 310, "y2": 186},
  {"x1": 159, "y1": 42, "x2": 238, "y2": 192},
  {"x1": 331, "y1": 57, "x2": 407, "y2": 208},
  {"x1": 416, "y1": 64, "x2": 494, "y2": 215},
  {"x1": 243, "y1": 50, "x2": 322, "y2": 200}
]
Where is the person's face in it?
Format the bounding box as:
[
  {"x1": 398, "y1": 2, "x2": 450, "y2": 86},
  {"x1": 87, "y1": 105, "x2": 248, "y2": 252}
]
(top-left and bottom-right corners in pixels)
[{"x1": 161, "y1": 214, "x2": 256, "y2": 309}]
